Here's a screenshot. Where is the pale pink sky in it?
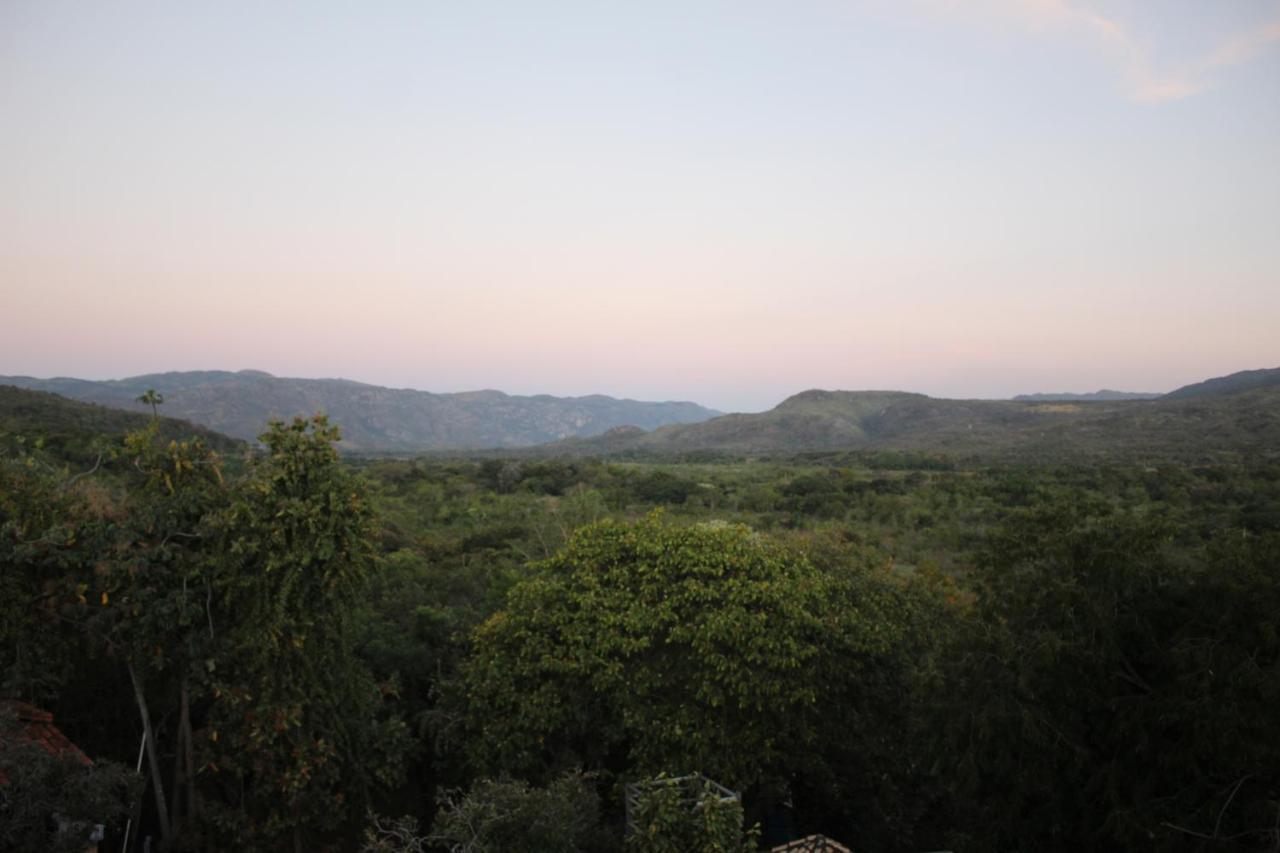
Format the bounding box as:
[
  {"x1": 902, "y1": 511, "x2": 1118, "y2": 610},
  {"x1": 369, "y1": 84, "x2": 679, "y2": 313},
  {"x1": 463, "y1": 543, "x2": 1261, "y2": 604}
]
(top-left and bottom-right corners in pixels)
[{"x1": 3, "y1": 1, "x2": 1278, "y2": 411}]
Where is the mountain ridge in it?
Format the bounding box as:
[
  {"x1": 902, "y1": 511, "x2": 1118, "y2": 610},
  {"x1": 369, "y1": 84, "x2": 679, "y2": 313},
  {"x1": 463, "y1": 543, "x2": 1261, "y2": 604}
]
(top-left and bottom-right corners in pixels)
[
  {"x1": 1013, "y1": 390, "x2": 1160, "y2": 402},
  {"x1": 7, "y1": 366, "x2": 1277, "y2": 460},
  {"x1": 548, "y1": 368, "x2": 1280, "y2": 462},
  {"x1": 1161, "y1": 367, "x2": 1280, "y2": 400},
  {"x1": 0, "y1": 371, "x2": 721, "y2": 452}
]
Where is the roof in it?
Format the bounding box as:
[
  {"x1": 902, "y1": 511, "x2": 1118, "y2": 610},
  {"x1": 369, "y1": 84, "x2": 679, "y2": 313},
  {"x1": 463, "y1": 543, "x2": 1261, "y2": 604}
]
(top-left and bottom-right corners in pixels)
[{"x1": 0, "y1": 700, "x2": 93, "y2": 785}]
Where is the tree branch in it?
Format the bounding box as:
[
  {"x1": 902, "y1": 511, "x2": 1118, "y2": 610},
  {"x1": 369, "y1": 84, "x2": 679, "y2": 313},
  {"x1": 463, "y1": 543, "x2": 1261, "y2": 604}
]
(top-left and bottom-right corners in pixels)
[{"x1": 61, "y1": 452, "x2": 103, "y2": 490}]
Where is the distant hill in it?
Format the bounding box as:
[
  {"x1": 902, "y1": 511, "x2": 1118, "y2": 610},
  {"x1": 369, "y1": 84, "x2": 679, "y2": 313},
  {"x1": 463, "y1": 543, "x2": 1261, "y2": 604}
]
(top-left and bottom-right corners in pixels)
[
  {"x1": 0, "y1": 384, "x2": 242, "y2": 468},
  {"x1": 0, "y1": 371, "x2": 721, "y2": 452},
  {"x1": 551, "y1": 371, "x2": 1280, "y2": 463},
  {"x1": 1014, "y1": 390, "x2": 1159, "y2": 402},
  {"x1": 1162, "y1": 367, "x2": 1280, "y2": 400}
]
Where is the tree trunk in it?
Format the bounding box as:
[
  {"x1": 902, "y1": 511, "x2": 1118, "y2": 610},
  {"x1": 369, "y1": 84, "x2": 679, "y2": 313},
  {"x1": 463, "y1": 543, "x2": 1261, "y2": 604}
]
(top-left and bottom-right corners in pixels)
[
  {"x1": 181, "y1": 677, "x2": 198, "y2": 825},
  {"x1": 169, "y1": 675, "x2": 191, "y2": 835},
  {"x1": 169, "y1": 725, "x2": 183, "y2": 836},
  {"x1": 128, "y1": 660, "x2": 173, "y2": 849}
]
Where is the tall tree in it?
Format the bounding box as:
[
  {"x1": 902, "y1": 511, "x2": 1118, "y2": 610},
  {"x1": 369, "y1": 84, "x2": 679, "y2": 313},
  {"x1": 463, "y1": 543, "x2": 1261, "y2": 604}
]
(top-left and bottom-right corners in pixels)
[
  {"x1": 199, "y1": 415, "x2": 407, "y2": 851},
  {"x1": 88, "y1": 424, "x2": 228, "y2": 850},
  {"x1": 136, "y1": 389, "x2": 165, "y2": 419}
]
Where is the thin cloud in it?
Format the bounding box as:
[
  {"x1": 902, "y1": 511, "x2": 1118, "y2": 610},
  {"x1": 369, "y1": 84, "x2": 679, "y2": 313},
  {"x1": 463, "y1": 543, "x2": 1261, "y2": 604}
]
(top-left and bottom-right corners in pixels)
[
  {"x1": 1199, "y1": 16, "x2": 1280, "y2": 72},
  {"x1": 917, "y1": 0, "x2": 1280, "y2": 102}
]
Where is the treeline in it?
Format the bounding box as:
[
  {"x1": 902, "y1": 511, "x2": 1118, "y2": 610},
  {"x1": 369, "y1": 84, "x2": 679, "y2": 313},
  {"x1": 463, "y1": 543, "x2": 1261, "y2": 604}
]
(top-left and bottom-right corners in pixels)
[{"x1": 3, "y1": 421, "x2": 1279, "y2": 851}]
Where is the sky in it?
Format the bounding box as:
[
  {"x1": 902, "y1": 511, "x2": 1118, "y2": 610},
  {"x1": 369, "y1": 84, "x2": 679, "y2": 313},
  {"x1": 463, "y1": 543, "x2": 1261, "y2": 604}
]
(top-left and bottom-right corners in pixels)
[{"x1": 3, "y1": 0, "x2": 1278, "y2": 412}]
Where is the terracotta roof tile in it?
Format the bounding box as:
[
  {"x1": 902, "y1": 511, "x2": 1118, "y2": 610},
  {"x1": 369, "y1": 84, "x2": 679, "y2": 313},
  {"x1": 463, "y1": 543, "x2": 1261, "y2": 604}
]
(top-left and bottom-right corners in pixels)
[{"x1": 0, "y1": 700, "x2": 93, "y2": 785}]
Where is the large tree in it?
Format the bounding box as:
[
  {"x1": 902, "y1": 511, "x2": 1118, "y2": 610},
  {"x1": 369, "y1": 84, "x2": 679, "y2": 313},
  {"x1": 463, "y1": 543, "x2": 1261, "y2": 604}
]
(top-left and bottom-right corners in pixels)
[
  {"x1": 135, "y1": 389, "x2": 165, "y2": 420},
  {"x1": 4, "y1": 416, "x2": 409, "y2": 851},
  {"x1": 459, "y1": 513, "x2": 928, "y2": 838},
  {"x1": 198, "y1": 415, "x2": 408, "y2": 850}
]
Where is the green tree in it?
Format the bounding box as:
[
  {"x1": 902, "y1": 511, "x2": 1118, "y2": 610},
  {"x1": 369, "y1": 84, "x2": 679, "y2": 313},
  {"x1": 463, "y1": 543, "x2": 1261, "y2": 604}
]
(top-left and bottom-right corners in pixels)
[
  {"x1": 429, "y1": 770, "x2": 605, "y2": 853},
  {"x1": 136, "y1": 389, "x2": 165, "y2": 419},
  {"x1": 97, "y1": 425, "x2": 227, "y2": 850},
  {"x1": 0, "y1": 450, "x2": 95, "y2": 705},
  {"x1": 0, "y1": 422, "x2": 225, "y2": 852},
  {"x1": 460, "y1": 514, "x2": 916, "y2": 808},
  {"x1": 199, "y1": 415, "x2": 408, "y2": 850}
]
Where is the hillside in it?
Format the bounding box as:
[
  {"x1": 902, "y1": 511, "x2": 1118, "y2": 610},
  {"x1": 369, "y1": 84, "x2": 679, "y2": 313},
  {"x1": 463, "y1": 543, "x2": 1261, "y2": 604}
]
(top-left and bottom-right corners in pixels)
[
  {"x1": 1162, "y1": 367, "x2": 1280, "y2": 400},
  {"x1": 0, "y1": 371, "x2": 721, "y2": 452},
  {"x1": 1013, "y1": 390, "x2": 1159, "y2": 402},
  {"x1": 0, "y1": 384, "x2": 243, "y2": 467},
  {"x1": 551, "y1": 375, "x2": 1280, "y2": 463}
]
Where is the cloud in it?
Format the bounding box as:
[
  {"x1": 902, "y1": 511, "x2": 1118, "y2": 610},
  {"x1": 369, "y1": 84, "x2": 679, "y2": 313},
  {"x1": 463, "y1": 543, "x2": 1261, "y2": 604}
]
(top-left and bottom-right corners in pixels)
[
  {"x1": 916, "y1": 0, "x2": 1280, "y2": 103},
  {"x1": 1198, "y1": 16, "x2": 1280, "y2": 72}
]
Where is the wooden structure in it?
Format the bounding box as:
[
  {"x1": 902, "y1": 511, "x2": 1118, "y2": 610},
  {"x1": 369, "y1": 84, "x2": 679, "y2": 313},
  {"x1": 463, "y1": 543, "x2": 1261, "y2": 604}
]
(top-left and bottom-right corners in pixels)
[
  {"x1": 624, "y1": 772, "x2": 740, "y2": 838},
  {"x1": 771, "y1": 835, "x2": 853, "y2": 852}
]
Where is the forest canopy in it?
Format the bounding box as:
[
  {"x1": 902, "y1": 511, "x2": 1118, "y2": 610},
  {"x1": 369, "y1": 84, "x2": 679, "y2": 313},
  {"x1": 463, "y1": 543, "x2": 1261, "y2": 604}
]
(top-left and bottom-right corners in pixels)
[{"x1": 2, "y1": 401, "x2": 1278, "y2": 851}]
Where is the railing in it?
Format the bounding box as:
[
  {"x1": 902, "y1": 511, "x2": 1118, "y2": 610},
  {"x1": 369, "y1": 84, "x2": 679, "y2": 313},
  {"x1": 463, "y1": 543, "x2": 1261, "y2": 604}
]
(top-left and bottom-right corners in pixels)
[{"x1": 623, "y1": 772, "x2": 740, "y2": 838}]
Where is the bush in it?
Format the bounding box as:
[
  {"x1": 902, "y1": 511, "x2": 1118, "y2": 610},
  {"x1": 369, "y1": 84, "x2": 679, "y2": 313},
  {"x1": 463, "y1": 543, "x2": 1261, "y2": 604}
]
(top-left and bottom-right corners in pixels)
[{"x1": 429, "y1": 770, "x2": 605, "y2": 853}]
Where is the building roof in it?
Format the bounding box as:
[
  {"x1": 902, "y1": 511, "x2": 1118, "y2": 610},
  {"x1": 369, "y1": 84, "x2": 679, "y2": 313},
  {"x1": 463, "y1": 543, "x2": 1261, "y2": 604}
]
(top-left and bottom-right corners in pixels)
[{"x1": 0, "y1": 700, "x2": 93, "y2": 785}]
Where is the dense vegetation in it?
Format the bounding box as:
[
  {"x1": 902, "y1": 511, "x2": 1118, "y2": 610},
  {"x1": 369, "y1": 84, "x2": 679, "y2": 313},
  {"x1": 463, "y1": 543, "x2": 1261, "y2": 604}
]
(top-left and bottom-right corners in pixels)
[
  {"x1": 3, "y1": 389, "x2": 1278, "y2": 851},
  {"x1": 0, "y1": 385, "x2": 242, "y2": 468}
]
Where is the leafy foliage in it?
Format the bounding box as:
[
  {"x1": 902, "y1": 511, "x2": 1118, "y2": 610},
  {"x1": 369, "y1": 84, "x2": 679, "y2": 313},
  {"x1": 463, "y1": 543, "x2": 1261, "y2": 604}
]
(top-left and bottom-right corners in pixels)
[
  {"x1": 429, "y1": 770, "x2": 605, "y2": 853},
  {"x1": 198, "y1": 416, "x2": 410, "y2": 849},
  {"x1": 933, "y1": 511, "x2": 1280, "y2": 851},
  {"x1": 0, "y1": 453, "x2": 98, "y2": 704},
  {"x1": 460, "y1": 513, "x2": 919, "y2": 806}
]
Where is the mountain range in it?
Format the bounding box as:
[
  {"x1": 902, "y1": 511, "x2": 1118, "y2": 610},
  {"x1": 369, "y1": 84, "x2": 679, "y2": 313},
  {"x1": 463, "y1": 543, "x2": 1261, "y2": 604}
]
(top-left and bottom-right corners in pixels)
[
  {"x1": 548, "y1": 368, "x2": 1280, "y2": 463},
  {"x1": 0, "y1": 371, "x2": 720, "y2": 451},
  {"x1": 3, "y1": 367, "x2": 1276, "y2": 461}
]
